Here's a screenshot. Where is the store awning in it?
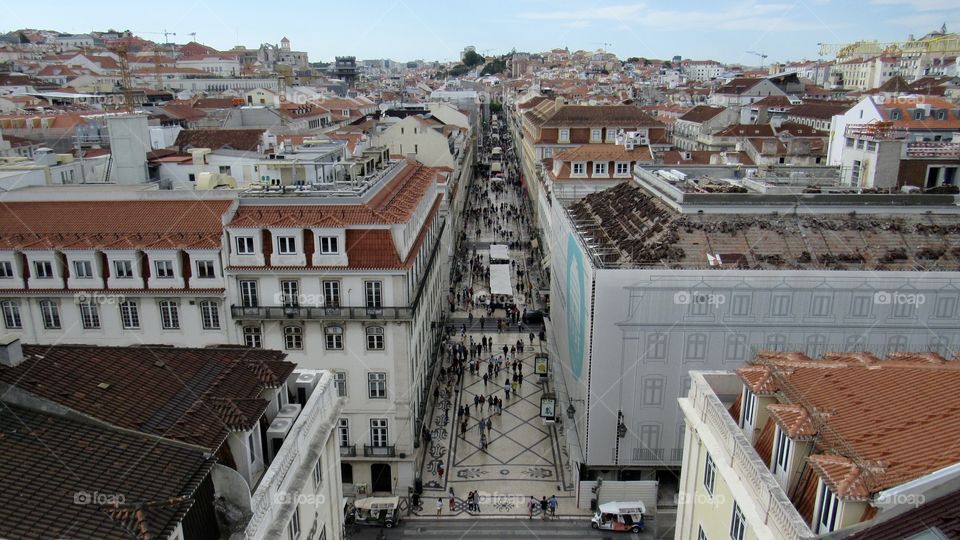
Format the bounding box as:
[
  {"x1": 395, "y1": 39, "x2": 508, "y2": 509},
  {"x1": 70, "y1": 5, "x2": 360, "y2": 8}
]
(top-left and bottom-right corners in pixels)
[
  {"x1": 489, "y1": 244, "x2": 510, "y2": 262},
  {"x1": 489, "y1": 264, "x2": 513, "y2": 296}
]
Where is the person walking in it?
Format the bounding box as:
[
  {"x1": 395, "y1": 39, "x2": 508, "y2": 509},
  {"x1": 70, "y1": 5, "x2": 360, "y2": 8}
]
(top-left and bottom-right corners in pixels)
[
  {"x1": 483, "y1": 372, "x2": 489, "y2": 386},
  {"x1": 436, "y1": 498, "x2": 443, "y2": 517},
  {"x1": 540, "y1": 496, "x2": 549, "y2": 520},
  {"x1": 504, "y1": 379, "x2": 511, "y2": 399},
  {"x1": 480, "y1": 431, "x2": 487, "y2": 451},
  {"x1": 528, "y1": 496, "x2": 537, "y2": 519},
  {"x1": 485, "y1": 416, "x2": 493, "y2": 435},
  {"x1": 511, "y1": 379, "x2": 518, "y2": 396},
  {"x1": 478, "y1": 418, "x2": 485, "y2": 436},
  {"x1": 548, "y1": 494, "x2": 558, "y2": 518},
  {"x1": 449, "y1": 489, "x2": 456, "y2": 511},
  {"x1": 461, "y1": 419, "x2": 468, "y2": 439},
  {"x1": 437, "y1": 463, "x2": 445, "y2": 479}
]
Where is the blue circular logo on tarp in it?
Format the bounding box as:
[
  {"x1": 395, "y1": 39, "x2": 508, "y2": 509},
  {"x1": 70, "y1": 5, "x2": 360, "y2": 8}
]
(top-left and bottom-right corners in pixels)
[{"x1": 565, "y1": 234, "x2": 586, "y2": 379}]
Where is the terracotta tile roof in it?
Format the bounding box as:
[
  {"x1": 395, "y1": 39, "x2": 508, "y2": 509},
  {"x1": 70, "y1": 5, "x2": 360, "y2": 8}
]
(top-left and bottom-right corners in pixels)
[
  {"x1": 876, "y1": 95, "x2": 960, "y2": 130},
  {"x1": 677, "y1": 105, "x2": 726, "y2": 123},
  {"x1": 194, "y1": 97, "x2": 238, "y2": 109},
  {"x1": 786, "y1": 102, "x2": 851, "y2": 120},
  {"x1": 0, "y1": 404, "x2": 213, "y2": 539},
  {"x1": 229, "y1": 161, "x2": 441, "y2": 228},
  {"x1": 875, "y1": 76, "x2": 911, "y2": 93},
  {"x1": 0, "y1": 199, "x2": 232, "y2": 251},
  {"x1": 553, "y1": 143, "x2": 653, "y2": 163},
  {"x1": 541, "y1": 104, "x2": 662, "y2": 128},
  {"x1": 0, "y1": 344, "x2": 294, "y2": 450},
  {"x1": 715, "y1": 78, "x2": 764, "y2": 95},
  {"x1": 751, "y1": 95, "x2": 794, "y2": 108},
  {"x1": 175, "y1": 128, "x2": 265, "y2": 153},
  {"x1": 744, "y1": 352, "x2": 960, "y2": 499},
  {"x1": 766, "y1": 403, "x2": 818, "y2": 439}
]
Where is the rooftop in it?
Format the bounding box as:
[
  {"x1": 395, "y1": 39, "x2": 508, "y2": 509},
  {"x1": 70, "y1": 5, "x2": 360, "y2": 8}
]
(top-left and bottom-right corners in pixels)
[
  {"x1": 0, "y1": 344, "x2": 295, "y2": 450},
  {"x1": 565, "y1": 178, "x2": 960, "y2": 270}
]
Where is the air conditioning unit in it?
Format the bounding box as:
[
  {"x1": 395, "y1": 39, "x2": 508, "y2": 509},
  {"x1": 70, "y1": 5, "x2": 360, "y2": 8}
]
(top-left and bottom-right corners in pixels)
[
  {"x1": 277, "y1": 403, "x2": 302, "y2": 421},
  {"x1": 266, "y1": 416, "x2": 294, "y2": 463},
  {"x1": 291, "y1": 370, "x2": 319, "y2": 405}
]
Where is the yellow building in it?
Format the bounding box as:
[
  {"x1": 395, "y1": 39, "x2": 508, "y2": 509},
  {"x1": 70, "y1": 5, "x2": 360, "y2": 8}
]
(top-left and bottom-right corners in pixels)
[{"x1": 676, "y1": 351, "x2": 960, "y2": 540}]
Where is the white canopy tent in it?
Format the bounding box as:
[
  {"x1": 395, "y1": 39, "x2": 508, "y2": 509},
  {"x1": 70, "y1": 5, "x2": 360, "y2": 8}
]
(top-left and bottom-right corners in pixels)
[
  {"x1": 489, "y1": 264, "x2": 513, "y2": 297},
  {"x1": 489, "y1": 244, "x2": 510, "y2": 262}
]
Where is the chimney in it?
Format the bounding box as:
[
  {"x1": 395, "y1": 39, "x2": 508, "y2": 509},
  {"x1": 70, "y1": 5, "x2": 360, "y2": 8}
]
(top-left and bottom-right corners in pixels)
[{"x1": 0, "y1": 336, "x2": 24, "y2": 368}]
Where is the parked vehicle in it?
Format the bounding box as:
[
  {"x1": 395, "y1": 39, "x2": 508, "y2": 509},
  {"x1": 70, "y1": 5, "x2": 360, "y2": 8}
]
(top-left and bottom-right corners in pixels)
[
  {"x1": 590, "y1": 501, "x2": 645, "y2": 533},
  {"x1": 345, "y1": 496, "x2": 401, "y2": 528}
]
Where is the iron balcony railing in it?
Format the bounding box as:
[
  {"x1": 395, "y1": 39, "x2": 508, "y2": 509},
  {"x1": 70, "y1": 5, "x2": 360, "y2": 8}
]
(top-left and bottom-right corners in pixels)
[
  {"x1": 340, "y1": 444, "x2": 357, "y2": 457},
  {"x1": 231, "y1": 305, "x2": 413, "y2": 321},
  {"x1": 363, "y1": 444, "x2": 396, "y2": 457}
]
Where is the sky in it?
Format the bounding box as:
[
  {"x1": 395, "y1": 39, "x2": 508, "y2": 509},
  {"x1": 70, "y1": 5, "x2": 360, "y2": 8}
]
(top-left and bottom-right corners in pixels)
[{"x1": 4, "y1": 0, "x2": 959, "y2": 65}]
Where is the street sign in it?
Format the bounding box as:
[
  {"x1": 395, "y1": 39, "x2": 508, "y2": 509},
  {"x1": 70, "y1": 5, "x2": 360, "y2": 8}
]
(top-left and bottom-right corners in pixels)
[
  {"x1": 534, "y1": 353, "x2": 548, "y2": 375},
  {"x1": 540, "y1": 393, "x2": 556, "y2": 419}
]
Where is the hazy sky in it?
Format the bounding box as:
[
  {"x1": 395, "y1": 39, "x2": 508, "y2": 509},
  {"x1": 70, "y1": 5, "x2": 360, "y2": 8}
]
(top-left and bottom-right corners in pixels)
[{"x1": 5, "y1": 0, "x2": 958, "y2": 64}]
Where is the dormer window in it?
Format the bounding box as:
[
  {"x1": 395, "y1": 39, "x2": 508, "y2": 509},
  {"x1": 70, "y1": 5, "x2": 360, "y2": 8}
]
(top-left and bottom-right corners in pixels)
[
  {"x1": 154, "y1": 260, "x2": 174, "y2": 279},
  {"x1": 913, "y1": 109, "x2": 924, "y2": 120},
  {"x1": 0, "y1": 261, "x2": 12, "y2": 278},
  {"x1": 277, "y1": 236, "x2": 297, "y2": 255},
  {"x1": 889, "y1": 109, "x2": 901, "y2": 120},
  {"x1": 814, "y1": 479, "x2": 843, "y2": 534},
  {"x1": 593, "y1": 162, "x2": 608, "y2": 176},
  {"x1": 72, "y1": 260, "x2": 93, "y2": 278},
  {"x1": 558, "y1": 128, "x2": 570, "y2": 142},
  {"x1": 236, "y1": 236, "x2": 255, "y2": 255},
  {"x1": 740, "y1": 387, "x2": 758, "y2": 429},
  {"x1": 319, "y1": 236, "x2": 339, "y2": 255},
  {"x1": 590, "y1": 128, "x2": 602, "y2": 142},
  {"x1": 571, "y1": 162, "x2": 586, "y2": 176},
  {"x1": 772, "y1": 425, "x2": 794, "y2": 488},
  {"x1": 34, "y1": 261, "x2": 54, "y2": 279},
  {"x1": 113, "y1": 260, "x2": 133, "y2": 279}
]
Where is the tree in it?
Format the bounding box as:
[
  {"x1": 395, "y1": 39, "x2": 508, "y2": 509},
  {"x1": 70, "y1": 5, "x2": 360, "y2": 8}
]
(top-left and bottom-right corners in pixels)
[
  {"x1": 462, "y1": 50, "x2": 484, "y2": 68},
  {"x1": 662, "y1": 61, "x2": 672, "y2": 69},
  {"x1": 626, "y1": 57, "x2": 641, "y2": 63},
  {"x1": 480, "y1": 58, "x2": 507, "y2": 76},
  {"x1": 449, "y1": 64, "x2": 470, "y2": 77},
  {"x1": 490, "y1": 101, "x2": 503, "y2": 114}
]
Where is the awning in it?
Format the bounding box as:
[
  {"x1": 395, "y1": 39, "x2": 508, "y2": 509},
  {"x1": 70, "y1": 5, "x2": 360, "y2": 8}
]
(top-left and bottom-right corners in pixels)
[
  {"x1": 489, "y1": 264, "x2": 513, "y2": 296},
  {"x1": 489, "y1": 244, "x2": 510, "y2": 261}
]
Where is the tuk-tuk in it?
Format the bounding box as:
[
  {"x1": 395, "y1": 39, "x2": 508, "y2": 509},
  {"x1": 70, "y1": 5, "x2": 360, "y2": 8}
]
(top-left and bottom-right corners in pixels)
[
  {"x1": 346, "y1": 496, "x2": 401, "y2": 528},
  {"x1": 591, "y1": 501, "x2": 646, "y2": 533}
]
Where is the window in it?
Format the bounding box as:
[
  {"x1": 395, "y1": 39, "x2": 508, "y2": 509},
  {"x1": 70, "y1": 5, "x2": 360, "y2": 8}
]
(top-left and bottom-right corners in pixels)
[
  {"x1": 810, "y1": 295, "x2": 833, "y2": 317},
  {"x1": 0, "y1": 261, "x2": 12, "y2": 278},
  {"x1": 281, "y1": 280, "x2": 300, "y2": 307},
  {"x1": 703, "y1": 452, "x2": 716, "y2": 495},
  {"x1": 243, "y1": 326, "x2": 262, "y2": 348},
  {"x1": 850, "y1": 295, "x2": 872, "y2": 317},
  {"x1": 740, "y1": 388, "x2": 758, "y2": 428},
  {"x1": 638, "y1": 424, "x2": 661, "y2": 455},
  {"x1": 1, "y1": 300, "x2": 22, "y2": 329},
  {"x1": 370, "y1": 418, "x2": 388, "y2": 446},
  {"x1": 219, "y1": 165, "x2": 231, "y2": 175},
  {"x1": 646, "y1": 333, "x2": 667, "y2": 361},
  {"x1": 154, "y1": 260, "x2": 175, "y2": 279},
  {"x1": 815, "y1": 480, "x2": 842, "y2": 534},
  {"x1": 284, "y1": 325, "x2": 303, "y2": 350},
  {"x1": 33, "y1": 261, "x2": 54, "y2": 279},
  {"x1": 288, "y1": 506, "x2": 301, "y2": 540},
  {"x1": 236, "y1": 236, "x2": 255, "y2": 254},
  {"x1": 892, "y1": 300, "x2": 915, "y2": 318},
  {"x1": 313, "y1": 457, "x2": 323, "y2": 487},
  {"x1": 571, "y1": 162, "x2": 586, "y2": 176},
  {"x1": 278, "y1": 236, "x2": 297, "y2": 255},
  {"x1": 770, "y1": 294, "x2": 792, "y2": 317},
  {"x1": 730, "y1": 502, "x2": 746, "y2": 540},
  {"x1": 887, "y1": 334, "x2": 908, "y2": 353},
  {"x1": 113, "y1": 260, "x2": 133, "y2": 278},
  {"x1": 593, "y1": 162, "x2": 608, "y2": 176},
  {"x1": 766, "y1": 334, "x2": 787, "y2": 351},
  {"x1": 851, "y1": 160, "x2": 862, "y2": 184},
  {"x1": 845, "y1": 137, "x2": 854, "y2": 147},
  {"x1": 248, "y1": 431, "x2": 258, "y2": 463},
  {"x1": 119, "y1": 300, "x2": 140, "y2": 329},
  {"x1": 39, "y1": 300, "x2": 60, "y2": 329},
  {"x1": 338, "y1": 418, "x2": 350, "y2": 447},
  {"x1": 773, "y1": 426, "x2": 793, "y2": 487},
  {"x1": 368, "y1": 372, "x2": 387, "y2": 398},
  {"x1": 615, "y1": 162, "x2": 630, "y2": 176},
  {"x1": 730, "y1": 294, "x2": 751, "y2": 316},
  {"x1": 325, "y1": 326, "x2": 343, "y2": 350},
  {"x1": 935, "y1": 296, "x2": 958, "y2": 319},
  {"x1": 866, "y1": 141, "x2": 878, "y2": 152},
  {"x1": 590, "y1": 128, "x2": 602, "y2": 141},
  {"x1": 680, "y1": 377, "x2": 692, "y2": 397},
  {"x1": 334, "y1": 371, "x2": 347, "y2": 397},
  {"x1": 72, "y1": 260, "x2": 93, "y2": 278},
  {"x1": 642, "y1": 377, "x2": 664, "y2": 407},
  {"x1": 558, "y1": 128, "x2": 570, "y2": 142},
  {"x1": 319, "y1": 236, "x2": 339, "y2": 254},
  {"x1": 196, "y1": 260, "x2": 216, "y2": 279},
  {"x1": 725, "y1": 334, "x2": 746, "y2": 361},
  {"x1": 364, "y1": 281, "x2": 382, "y2": 308},
  {"x1": 79, "y1": 302, "x2": 100, "y2": 329},
  {"x1": 199, "y1": 300, "x2": 220, "y2": 329},
  {"x1": 323, "y1": 280, "x2": 340, "y2": 307},
  {"x1": 366, "y1": 326, "x2": 384, "y2": 350},
  {"x1": 159, "y1": 300, "x2": 180, "y2": 329},
  {"x1": 239, "y1": 280, "x2": 259, "y2": 307},
  {"x1": 685, "y1": 333, "x2": 707, "y2": 360}
]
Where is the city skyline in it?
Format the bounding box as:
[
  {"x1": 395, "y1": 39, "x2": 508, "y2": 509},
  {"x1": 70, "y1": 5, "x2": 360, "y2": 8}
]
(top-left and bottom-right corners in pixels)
[{"x1": 3, "y1": 0, "x2": 958, "y2": 65}]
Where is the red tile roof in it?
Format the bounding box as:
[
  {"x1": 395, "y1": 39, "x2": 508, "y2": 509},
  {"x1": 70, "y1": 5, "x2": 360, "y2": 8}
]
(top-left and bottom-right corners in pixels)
[
  {"x1": 0, "y1": 199, "x2": 233, "y2": 251},
  {"x1": 677, "y1": 105, "x2": 726, "y2": 123},
  {"x1": 0, "y1": 344, "x2": 295, "y2": 450},
  {"x1": 175, "y1": 128, "x2": 265, "y2": 153}
]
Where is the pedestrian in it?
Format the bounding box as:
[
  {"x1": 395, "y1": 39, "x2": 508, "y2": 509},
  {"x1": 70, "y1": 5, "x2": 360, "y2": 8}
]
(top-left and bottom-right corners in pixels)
[
  {"x1": 437, "y1": 498, "x2": 443, "y2": 516},
  {"x1": 529, "y1": 332, "x2": 534, "y2": 345},
  {"x1": 461, "y1": 419, "x2": 468, "y2": 438},
  {"x1": 540, "y1": 496, "x2": 548, "y2": 520},
  {"x1": 548, "y1": 494, "x2": 558, "y2": 517},
  {"x1": 480, "y1": 431, "x2": 487, "y2": 450},
  {"x1": 512, "y1": 379, "x2": 518, "y2": 395},
  {"x1": 528, "y1": 496, "x2": 537, "y2": 519},
  {"x1": 437, "y1": 463, "x2": 445, "y2": 479},
  {"x1": 504, "y1": 379, "x2": 511, "y2": 399},
  {"x1": 518, "y1": 372, "x2": 523, "y2": 388},
  {"x1": 465, "y1": 404, "x2": 470, "y2": 419},
  {"x1": 483, "y1": 373, "x2": 489, "y2": 386},
  {"x1": 486, "y1": 417, "x2": 493, "y2": 434},
  {"x1": 478, "y1": 418, "x2": 485, "y2": 436},
  {"x1": 450, "y1": 489, "x2": 456, "y2": 511}
]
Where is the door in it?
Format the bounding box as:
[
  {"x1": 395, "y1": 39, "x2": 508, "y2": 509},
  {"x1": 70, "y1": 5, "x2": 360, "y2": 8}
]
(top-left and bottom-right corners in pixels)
[{"x1": 370, "y1": 463, "x2": 392, "y2": 493}]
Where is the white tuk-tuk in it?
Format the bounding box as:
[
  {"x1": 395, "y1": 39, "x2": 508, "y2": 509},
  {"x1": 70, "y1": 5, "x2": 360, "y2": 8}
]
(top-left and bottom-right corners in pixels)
[
  {"x1": 590, "y1": 500, "x2": 646, "y2": 533},
  {"x1": 346, "y1": 496, "x2": 401, "y2": 528}
]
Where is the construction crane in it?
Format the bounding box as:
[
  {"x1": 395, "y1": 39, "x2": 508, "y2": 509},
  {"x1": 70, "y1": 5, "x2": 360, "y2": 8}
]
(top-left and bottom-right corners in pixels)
[
  {"x1": 108, "y1": 44, "x2": 135, "y2": 111},
  {"x1": 591, "y1": 42, "x2": 613, "y2": 50},
  {"x1": 746, "y1": 50, "x2": 768, "y2": 68}
]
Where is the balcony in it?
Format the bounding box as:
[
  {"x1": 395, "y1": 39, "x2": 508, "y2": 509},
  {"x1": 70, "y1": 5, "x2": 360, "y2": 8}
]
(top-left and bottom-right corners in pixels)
[
  {"x1": 363, "y1": 444, "x2": 396, "y2": 457},
  {"x1": 231, "y1": 305, "x2": 413, "y2": 321},
  {"x1": 844, "y1": 122, "x2": 907, "y2": 141},
  {"x1": 671, "y1": 447, "x2": 685, "y2": 462},
  {"x1": 905, "y1": 141, "x2": 960, "y2": 159},
  {"x1": 340, "y1": 444, "x2": 357, "y2": 457}
]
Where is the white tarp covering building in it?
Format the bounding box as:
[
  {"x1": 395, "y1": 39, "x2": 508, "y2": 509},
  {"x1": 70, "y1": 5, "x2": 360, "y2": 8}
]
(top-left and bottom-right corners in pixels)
[
  {"x1": 489, "y1": 264, "x2": 513, "y2": 297},
  {"x1": 489, "y1": 244, "x2": 510, "y2": 262}
]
